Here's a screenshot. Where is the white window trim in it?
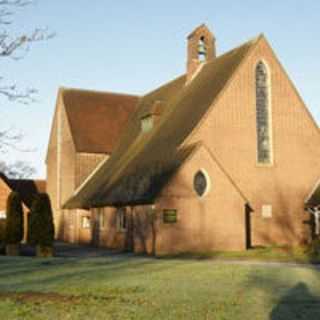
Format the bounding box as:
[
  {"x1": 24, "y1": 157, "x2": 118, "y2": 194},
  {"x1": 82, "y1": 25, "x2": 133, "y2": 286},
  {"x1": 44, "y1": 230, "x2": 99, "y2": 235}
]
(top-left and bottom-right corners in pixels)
[{"x1": 194, "y1": 168, "x2": 211, "y2": 198}]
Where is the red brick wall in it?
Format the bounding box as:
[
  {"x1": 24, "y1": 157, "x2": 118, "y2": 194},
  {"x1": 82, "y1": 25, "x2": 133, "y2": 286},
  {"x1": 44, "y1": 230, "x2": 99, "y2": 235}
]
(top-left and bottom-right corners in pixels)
[
  {"x1": 152, "y1": 145, "x2": 247, "y2": 253},
  {"x1": 187, "y1": 37, "x2": 320, "y2": 247}
]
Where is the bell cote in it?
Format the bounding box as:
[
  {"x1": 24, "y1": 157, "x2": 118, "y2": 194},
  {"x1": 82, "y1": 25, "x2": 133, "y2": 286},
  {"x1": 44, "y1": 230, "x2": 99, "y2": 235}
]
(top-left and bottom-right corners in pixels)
[{"x1": 186, "y1": 24, "x2": 216, "y2": 82}]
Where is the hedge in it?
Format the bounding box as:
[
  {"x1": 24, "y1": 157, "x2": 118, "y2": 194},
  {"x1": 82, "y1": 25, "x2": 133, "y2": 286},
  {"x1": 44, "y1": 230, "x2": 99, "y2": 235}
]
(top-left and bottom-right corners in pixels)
[
  {"x1": 29, "y1": 193, "x2": 55, "y2": 247},
  {"x1": 5, "y1": 192, "x2": 23, "y2": 244}
]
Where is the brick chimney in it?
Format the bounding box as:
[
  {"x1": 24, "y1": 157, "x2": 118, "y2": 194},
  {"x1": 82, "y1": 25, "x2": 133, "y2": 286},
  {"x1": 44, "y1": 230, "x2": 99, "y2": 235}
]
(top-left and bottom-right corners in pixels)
[{"x1": 186, "y1": 24, "x2": 216, "y2": 83}]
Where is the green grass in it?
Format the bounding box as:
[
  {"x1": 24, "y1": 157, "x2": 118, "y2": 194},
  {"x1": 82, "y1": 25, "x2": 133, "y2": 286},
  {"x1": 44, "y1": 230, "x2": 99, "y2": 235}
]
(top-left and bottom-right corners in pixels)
[{"x1": 0, "y1": 254, "x2": 319, "y2": 319}]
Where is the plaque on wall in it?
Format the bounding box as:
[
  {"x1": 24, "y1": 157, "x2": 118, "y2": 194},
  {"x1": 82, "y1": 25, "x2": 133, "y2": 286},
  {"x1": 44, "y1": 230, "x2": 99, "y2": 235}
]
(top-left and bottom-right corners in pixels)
[
  {"x1": 163, "y1": 209, "x2": 177, "y2": 223},
  {"x1": 262, "y1": 205, "x2": 272, "y2": 218}
]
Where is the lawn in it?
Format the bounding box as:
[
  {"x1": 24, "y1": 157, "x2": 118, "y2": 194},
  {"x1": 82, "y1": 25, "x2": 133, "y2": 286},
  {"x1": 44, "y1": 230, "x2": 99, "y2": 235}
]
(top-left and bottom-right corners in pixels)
[{"x1": 0, "y1": 255, "x2": 319, "y2": 320}]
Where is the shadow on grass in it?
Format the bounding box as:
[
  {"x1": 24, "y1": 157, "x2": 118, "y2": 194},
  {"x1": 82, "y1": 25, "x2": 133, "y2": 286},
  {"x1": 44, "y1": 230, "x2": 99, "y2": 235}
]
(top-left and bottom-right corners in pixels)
[
  {"x1": 158, "y1": 245, "x2": 320, "y2": 264},
  {"x1": 0, "y1": 254, "x2": 180, "y2": 293},
  {"x1": 270, "y1": 282, "x2": 320, "y2": 320},
  {"x1": 245, "y1": 262, "x2": 320, "y2": 319}
]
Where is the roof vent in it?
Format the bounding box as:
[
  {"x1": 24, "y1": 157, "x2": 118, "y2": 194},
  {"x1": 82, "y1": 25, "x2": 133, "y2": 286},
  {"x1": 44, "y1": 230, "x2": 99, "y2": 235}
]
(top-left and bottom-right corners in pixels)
[{"x1": 140, "y1": 100, "x2": 163, "y2": 133}]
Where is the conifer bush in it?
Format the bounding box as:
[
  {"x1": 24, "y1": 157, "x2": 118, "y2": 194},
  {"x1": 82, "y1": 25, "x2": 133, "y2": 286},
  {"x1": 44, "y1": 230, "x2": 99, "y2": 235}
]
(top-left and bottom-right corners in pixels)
[
  {"x1": 5, "y1": 192, "x2": 23, "y2": 245},
  {"x1": 0, "y1": 220, "x2": 5, "y2": 242},
  {"x1": 30, "y1": 193, "x2": 55, "y2": 250}
]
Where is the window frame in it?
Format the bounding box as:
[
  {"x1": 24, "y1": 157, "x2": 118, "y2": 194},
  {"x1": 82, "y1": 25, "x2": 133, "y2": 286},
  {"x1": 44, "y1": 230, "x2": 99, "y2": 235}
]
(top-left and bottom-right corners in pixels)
[
  {"x1": 255, "y1": 60, "x2": 274, "y2": 166},
  {"x1": 117, "y1": 207, "x2": 127, "y2": 232},
  {"x1": 163, "y1": 209, "x2": 178, "y2": 224},
  {"x1": 81, "y1": 215, "x2": 91, "y2": 229},
  {"x1": 193, "y1": 169, "x2": 211, "y2": 198},
  {"x1": 97, "y1": 208, "x2": 105, "y2": 230}
]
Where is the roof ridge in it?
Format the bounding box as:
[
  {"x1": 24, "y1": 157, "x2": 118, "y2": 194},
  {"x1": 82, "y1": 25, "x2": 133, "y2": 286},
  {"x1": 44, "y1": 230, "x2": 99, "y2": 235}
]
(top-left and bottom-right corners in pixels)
[
  {"x1": 141, "y1": 74, "x2": 186, "y2": 99},
  {"x1": 206, "y1": 34, "x2": 261, "y2": 67},
  {"x1": 61, "y1": 86, "x2": 140, "y2": 98},
  {"x1": 197, "y1": 143, "x2": 250, "y2": 203}
]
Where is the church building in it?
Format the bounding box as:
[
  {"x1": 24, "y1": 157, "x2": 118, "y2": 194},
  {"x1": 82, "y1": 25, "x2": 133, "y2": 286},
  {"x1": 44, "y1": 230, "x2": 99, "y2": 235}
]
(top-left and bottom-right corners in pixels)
[{"x1": 46, "y1": 24, "x2": 320, "y2": 254}]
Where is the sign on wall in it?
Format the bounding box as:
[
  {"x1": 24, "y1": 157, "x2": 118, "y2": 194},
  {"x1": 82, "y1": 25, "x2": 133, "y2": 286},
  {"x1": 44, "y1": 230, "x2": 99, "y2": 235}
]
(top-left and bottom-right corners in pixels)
[
  {"x1": 262, "y1": 205, "x2": 272, "y2": 218},
  {"x1": 0, "y1": 211, "x2": 6, "y2": 219},
  {"x1": 163, "y1": 209, "x2": 177, "y2": 223}
]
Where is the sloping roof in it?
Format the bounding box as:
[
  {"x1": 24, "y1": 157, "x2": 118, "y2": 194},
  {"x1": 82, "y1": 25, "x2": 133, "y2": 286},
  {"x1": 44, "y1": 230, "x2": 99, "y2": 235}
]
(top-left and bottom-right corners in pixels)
[
  {"x1": 64, "y1": 35, "x2": 260, "y2": 209},
  {"x1": 0, "y1": 173, "x2": 46, "y2": 209},
  {"x1": 305, "y1": 179, "x2": 320, "y2": 207},
  {"x1": 62, "y1": 88, "x2": 139, "y2": 154}
]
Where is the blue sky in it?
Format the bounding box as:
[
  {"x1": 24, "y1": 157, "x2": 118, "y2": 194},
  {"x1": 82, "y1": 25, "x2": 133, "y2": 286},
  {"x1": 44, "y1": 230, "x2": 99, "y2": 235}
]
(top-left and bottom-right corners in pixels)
[{"x1": 1, "y1": 0, "x2": 320, "y2": 178}]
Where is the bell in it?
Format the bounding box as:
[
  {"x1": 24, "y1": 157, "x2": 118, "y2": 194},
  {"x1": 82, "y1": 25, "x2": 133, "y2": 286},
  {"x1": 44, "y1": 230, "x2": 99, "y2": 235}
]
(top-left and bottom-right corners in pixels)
[{"x1": 198, "y1": 42, "x2": 207, "y2": 56}]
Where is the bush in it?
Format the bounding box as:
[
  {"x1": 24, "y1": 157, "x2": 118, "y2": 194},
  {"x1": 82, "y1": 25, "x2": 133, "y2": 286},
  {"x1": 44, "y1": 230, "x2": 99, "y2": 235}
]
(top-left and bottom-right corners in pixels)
[
  {"x1": 30, "y1": 193, "x2": 55, "y2": 247},
  {"x1": 310, "y1": 238, "x2": 320, "y2": 256},
  {"x1": 5, "y1": 192, "x2": 23, "y2": 244}
]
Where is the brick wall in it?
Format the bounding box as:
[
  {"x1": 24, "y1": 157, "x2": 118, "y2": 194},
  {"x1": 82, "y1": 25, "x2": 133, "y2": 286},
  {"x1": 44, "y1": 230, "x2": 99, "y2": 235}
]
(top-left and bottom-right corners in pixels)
[{"x1": 188, "y1": 37, "x2": 320, "y2": 247}]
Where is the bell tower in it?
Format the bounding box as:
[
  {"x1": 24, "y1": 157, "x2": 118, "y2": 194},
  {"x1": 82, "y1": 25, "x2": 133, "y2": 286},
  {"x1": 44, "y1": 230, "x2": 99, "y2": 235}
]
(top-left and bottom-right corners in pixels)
[{"x1": 186, "y1": 24, "x2": 216, "y2": 82}]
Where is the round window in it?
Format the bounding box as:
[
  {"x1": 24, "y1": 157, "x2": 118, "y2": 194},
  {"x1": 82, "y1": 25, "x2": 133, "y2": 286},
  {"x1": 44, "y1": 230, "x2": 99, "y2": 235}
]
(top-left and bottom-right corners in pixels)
[{"x1": 194, "y1": 170, "x2": 208, "y2": 197}]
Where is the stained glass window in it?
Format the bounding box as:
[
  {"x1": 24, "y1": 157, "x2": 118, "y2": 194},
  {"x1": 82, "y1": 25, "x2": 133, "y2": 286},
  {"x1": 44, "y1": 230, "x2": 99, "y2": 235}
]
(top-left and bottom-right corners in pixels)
[{"x1": 256, "y1": 61, "x2": 272, "y2": 164}]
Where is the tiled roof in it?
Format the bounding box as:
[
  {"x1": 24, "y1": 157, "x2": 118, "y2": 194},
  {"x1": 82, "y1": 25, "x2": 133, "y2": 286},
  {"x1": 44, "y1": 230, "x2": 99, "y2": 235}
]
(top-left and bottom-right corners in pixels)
[
  {"x1": 63, "y1": 88, "x2": 139, "y2": 154},
  {"x1": 64, "y1": 36, "x2": 260, "y2": 209}
]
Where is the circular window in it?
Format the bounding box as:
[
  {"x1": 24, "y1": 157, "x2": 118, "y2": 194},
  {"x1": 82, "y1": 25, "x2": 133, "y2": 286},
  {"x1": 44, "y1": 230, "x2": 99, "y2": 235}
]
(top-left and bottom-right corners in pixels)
[{"x1": 194, "y1": 170, "x2": 209, "y2": 197}]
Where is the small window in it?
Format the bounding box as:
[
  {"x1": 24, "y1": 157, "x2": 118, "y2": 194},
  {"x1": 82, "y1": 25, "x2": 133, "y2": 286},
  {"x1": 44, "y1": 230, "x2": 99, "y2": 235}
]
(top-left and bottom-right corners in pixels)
[
  {"x1": 141, "y1": 116, "x2": 154, "y2": 133},
  {"x1": 163, "y1": 209, "x2": 177, "y2": 223},
  {"x1": 99, "y1": 210, "x2": 105, "y2": 229},
  {"x1": 81, "y1": 215, "x2": 91, "y2": 229},
  {"x1": 0, "y1": 211, "x2": 6, "y2": 219},
  {"x1": 194, "y1": 170, "x2": 209, "y2": 197},
  {"x1": 117, "y1": 207, "x2": 127, "y2": 232}
]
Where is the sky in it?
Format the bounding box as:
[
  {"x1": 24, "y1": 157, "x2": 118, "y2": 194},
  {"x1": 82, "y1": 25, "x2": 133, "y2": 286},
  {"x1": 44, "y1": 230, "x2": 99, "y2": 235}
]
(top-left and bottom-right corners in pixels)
[{"x1": 1, "y1": 0, "x2": 320, "y2": 178}]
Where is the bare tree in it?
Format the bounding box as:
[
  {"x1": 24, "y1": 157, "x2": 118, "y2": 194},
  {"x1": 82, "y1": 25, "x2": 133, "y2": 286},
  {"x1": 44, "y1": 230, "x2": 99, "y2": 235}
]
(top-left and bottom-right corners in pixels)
[
  {"x1": 0, "y1": 0, "x2": 54, "y2": 103},
  {"x1": 0, "y1": 0, "x2": 54, "y2": 174},
  {"x1": 0, "y1": 160, "x2": 35, "y2": 178}
]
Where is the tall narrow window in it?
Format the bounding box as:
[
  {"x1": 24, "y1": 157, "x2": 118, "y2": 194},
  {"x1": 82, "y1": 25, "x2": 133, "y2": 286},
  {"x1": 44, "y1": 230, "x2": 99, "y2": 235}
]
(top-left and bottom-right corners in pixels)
[
  {"x1": 116, "y1": 207, "x2": 127, "y2": 232},
  {"x1": 256, "y1": 61, "x2": 272, "y2": 164}
]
